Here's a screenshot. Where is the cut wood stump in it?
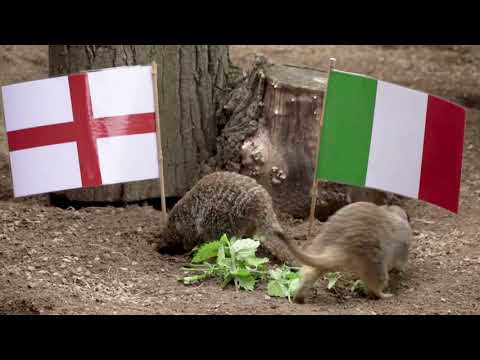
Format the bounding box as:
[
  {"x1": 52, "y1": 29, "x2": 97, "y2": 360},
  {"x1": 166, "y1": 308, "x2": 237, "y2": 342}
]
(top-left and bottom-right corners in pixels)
[{"x1": 231, "y1": 57, "x2": 395, "y2": 219}]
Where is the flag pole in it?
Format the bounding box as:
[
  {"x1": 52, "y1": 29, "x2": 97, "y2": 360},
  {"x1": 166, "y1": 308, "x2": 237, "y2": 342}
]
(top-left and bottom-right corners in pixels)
[
  {"x1": 307, "y1": 57, "x2": 336, "y2": 241},
  {"x1": 151, "y1": 61, "x2": 168, "y2": 225}
]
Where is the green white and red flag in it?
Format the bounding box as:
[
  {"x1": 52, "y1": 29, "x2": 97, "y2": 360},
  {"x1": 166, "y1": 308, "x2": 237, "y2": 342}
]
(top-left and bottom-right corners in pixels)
[{"x1": 316, "y1": 69, "x2": 466, "y2": 213}]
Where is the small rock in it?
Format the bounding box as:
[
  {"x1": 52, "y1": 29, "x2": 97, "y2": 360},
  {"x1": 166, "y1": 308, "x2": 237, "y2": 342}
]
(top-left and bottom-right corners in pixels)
[
  {"x1": 8, "y1": 269, "x2": 20, "y2": 276},
  {"x1": 264, "y1": 295, "x2": 271, "y2": 300},
  {"x1": 441, "y1": 298, "x2": 446, "y2": 302}
]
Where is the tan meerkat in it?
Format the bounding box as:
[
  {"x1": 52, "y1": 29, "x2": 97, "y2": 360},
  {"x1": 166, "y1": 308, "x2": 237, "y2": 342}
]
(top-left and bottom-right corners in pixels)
[
  {"x1": 154, "y1": 171, "x2": 298, "y2": 265},
  {"x1": 277, "y1": 201, "x2": 412, "y2": 303}
]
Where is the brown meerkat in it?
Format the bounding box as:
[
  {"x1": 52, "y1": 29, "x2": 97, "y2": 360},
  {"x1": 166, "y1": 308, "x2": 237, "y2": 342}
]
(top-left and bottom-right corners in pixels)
[
  {"x1": 154, "y1": 171, "x2": 298, "y2": 265},
  {"x1": 277, "y1": 201, "x2": 412, "y2": 303}
]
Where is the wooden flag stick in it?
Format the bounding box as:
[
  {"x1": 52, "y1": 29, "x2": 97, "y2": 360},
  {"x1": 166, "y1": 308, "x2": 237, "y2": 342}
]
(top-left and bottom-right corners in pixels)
[
  {"x1": 151, "y1": 61, "x2": 168, "y2": 225},
  {"x1": 307, "y1": 57, "x2": 336, "y2": 240}
]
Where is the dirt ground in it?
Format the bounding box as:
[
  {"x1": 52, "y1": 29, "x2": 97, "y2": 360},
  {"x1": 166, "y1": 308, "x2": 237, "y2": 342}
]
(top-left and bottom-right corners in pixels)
[{"x1": 0, "y1": 45, "x2": 479, "y2": 315}]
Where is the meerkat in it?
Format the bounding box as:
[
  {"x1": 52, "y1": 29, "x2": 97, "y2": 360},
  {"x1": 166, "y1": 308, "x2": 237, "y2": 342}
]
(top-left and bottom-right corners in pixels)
[
  {"x1": 154, "y1": 171, "x2": 298, "y2": 265},
  {"x1": 276, "y1": 202, "x2": 412, "y2": 303}
]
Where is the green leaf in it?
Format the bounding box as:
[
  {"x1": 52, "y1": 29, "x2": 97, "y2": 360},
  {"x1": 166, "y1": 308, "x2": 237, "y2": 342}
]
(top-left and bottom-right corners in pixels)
[
  {"x1": 219, "y1": 233, "x2": 230, "y2": 245},
  {"x1": 191, "y1": 240, "x2": 222, "y2": 263},
  {"x1": 351, "y1": 279, "x2": 367, "y2": 294},
  {"x1": 245, "y1": 257, "x2": 269, "y2": 268},
  {"x1": 221, "y1": 274, "x2": 234, "y2": 289},
  {"x1": 232, "y1": 267, "x2": 251, "y2": 278},
  {"x1": 180, "y1": 274, "x2": 208, "y2": 285},
  {"x1": 217, "y1": 245, "x2": 227, "y2": 265},
  {"x1": 286, "y1": 271, "x2": 301, "y2": 280},
  {"x1": 267, "y1": 280, "x2": 289, "y2": 298},
  {"x1": 230, "y1": 238, "x2": 260, "y2": 260},
  {"x1": 288, "y1": 278, "x2": 301, "y2": 297},
  {"x1": 238, "y1": 275, "x2": 256, "y2": 291},
  {"x1": 325, "y1": 272, "x2": 342, "y2": 290},
  {"x1": 269, "y1": 268, "x2": 283, "y2": 281}
]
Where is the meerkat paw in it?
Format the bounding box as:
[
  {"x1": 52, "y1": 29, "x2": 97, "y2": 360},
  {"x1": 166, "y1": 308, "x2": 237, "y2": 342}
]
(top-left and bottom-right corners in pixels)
[
  {"x1": 379, "y1": 292, "x2": 393, "y2": 299},
  {"x1": 367, "y1": 290, "x2": 393, "y2": 300},
  {"x1": 293, "y1": 294, "x2": 306, "y2": 304}
]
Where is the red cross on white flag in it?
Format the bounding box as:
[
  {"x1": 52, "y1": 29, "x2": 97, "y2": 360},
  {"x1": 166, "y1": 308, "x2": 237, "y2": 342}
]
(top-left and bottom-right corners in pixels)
[{"x1": 1, "y1": 65, "x2": 160, "y2": 197}]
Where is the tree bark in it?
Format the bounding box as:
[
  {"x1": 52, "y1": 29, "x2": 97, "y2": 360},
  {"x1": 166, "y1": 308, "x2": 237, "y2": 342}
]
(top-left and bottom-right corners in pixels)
[{"x1": 48, "y1": 45, "x2": 243, "y2": 203}]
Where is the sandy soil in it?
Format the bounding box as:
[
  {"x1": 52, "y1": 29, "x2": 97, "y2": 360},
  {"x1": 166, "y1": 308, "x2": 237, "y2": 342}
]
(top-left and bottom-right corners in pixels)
[{"x1": 0, "y1": 45, "x2": 479, "y2": 314}]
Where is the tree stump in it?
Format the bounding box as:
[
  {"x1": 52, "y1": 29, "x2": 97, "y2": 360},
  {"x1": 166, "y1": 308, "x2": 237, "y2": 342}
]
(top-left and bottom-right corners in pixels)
[{"x1": 213, "y1": 56, "x2": 395, "y2": 219}]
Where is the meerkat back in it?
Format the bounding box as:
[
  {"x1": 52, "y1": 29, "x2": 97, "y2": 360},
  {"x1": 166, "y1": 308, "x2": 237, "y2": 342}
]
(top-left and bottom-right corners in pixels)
[{"x1": 309, "y1": 202, "x2": 397, "y2": 266}]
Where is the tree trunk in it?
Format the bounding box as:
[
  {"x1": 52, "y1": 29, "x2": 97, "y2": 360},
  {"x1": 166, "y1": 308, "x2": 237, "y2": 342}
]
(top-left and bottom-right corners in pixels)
[{"x1": 48, "y1": 45, "x2": 243, "y2": 203}]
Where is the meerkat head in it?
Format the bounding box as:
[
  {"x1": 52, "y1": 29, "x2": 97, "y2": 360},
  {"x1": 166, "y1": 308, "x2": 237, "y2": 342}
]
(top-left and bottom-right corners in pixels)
[{"x1": 155, "y1": 224, "x2": 187, "y2": 255}]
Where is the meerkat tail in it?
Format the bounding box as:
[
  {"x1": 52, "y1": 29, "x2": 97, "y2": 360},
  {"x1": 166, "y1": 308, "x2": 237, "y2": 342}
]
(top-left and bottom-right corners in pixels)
[{"x1": 274, "y1": 229, "x2": 343, "y2": 271}]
